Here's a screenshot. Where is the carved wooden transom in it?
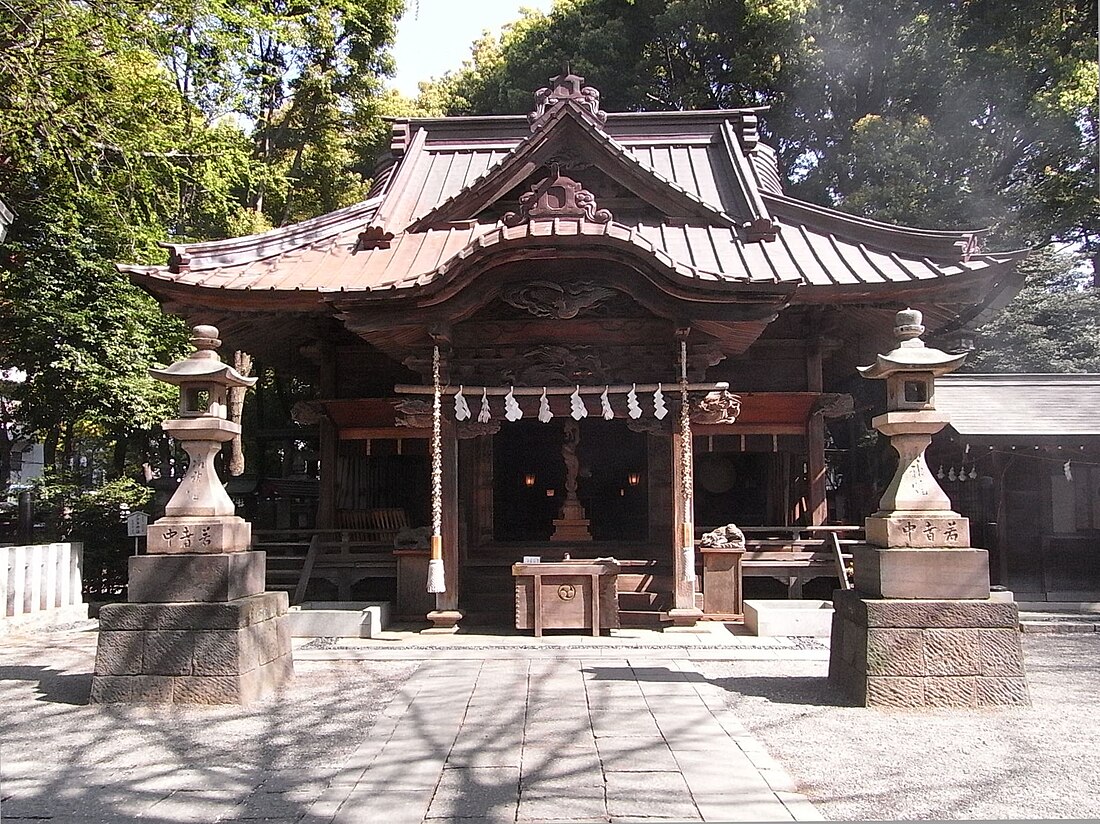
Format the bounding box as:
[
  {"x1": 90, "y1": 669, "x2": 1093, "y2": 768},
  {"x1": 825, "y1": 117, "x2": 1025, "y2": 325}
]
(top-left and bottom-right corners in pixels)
[{"x1": 501, "y1": 280, "x2": 618, "y2": 319}]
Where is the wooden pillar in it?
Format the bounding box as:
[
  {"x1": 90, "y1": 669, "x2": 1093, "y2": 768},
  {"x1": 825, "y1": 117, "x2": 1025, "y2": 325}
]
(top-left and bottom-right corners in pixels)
[
  {"x1": 993, "y1": 451, "x2": 1010, "y2": 587},
  {"x1": 317, "y1": 347, "x2": 337, "y2": 529},
  {"x1": 806, "y1": 337, "x2": 828, "y2": 525}
]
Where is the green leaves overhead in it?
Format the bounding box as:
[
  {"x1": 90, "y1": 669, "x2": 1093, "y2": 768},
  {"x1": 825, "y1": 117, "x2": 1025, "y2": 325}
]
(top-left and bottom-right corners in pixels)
[{"x1": 0, "y1": 0, "x2": 406, "y2": 482}]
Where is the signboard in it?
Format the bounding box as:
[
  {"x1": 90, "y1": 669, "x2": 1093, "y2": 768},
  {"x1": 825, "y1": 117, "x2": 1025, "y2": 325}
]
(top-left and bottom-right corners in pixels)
[
  {"x1": 522, "y1": 555, "x2": 541, "y2": 564},
  {"x1": 126, "y1": 511, "x2": 149, "y2": 537}
]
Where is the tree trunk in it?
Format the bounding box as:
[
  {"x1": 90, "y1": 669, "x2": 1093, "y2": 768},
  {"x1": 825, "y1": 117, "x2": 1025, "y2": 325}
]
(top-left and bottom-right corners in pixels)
[{"x1": 228, "y1": 350, "x2": 253, "y2": 476}]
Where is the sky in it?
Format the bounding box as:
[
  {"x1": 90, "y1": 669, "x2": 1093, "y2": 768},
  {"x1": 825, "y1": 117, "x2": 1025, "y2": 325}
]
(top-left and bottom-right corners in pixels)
[{"x1": 389, "y1": 0, "x2": 555, "y2": 97}]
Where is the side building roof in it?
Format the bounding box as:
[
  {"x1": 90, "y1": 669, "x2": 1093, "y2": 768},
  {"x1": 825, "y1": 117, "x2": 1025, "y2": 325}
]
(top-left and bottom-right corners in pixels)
[{"x1": 936, "y1": 374, "x2": 1100, "y2": 438}]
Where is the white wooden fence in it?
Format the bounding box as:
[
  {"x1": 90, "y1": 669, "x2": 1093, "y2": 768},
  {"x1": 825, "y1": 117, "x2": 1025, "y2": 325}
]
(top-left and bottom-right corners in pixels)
[{"x1": 1, "y1": 543, "x2": 86, "y2": 627}]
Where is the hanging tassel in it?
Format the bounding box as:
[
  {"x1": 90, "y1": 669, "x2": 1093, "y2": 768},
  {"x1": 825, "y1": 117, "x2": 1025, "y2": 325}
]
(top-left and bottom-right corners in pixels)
[
  {"x1": 937, "y1": 464, "x2": 945, "y2": 479},
  {"x1": 1064, "y1": 460, "x2": 1073, "y2": 482},
  {"x1": 453, "y1": 385, "x2": 471, "y2": 421},
  {"x1": 504, "y1": 386, "x2": 523, "y2": 421},
  {"x1": 626, "y1": 383, "x2": 642, "y2": 419},
  {"x1": 969, "y1": 467, "x2": 977, "y2": 480},
  {"x1": 653, "y1": 383, "x2": 668, "y2": 420},
  {"x1": 570, "y1": 385, "x2": 588, "y2": 420},
  {"x1": 477, "y1": 387, "x2": 491, "y2": 423},
  {"x1": 537, "y1": 387, "x2": 553, "y2": 423},
  {"x1": 427, "y1": 345, "x2": 446, "y2": 594},
  {"x1": 600, "y1": 386, "x2": 614, "y2": 420}
]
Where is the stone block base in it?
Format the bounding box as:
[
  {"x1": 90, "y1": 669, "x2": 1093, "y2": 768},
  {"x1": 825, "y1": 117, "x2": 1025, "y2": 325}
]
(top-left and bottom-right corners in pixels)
[
  {"x1": 423, "y1": 609, "x2": 463, "y2": 633},
  {"x1": 853, "y1": 544, "x2": 990, "y2": 599},
  {"x1": 664, "y1": 607, "x2": 705, "y2": 631},
  {"x1": 128, "y1": 551, "x2": 265, "y2": 603},
  {"x1": 866, "y1": 512, "x2": 970, "y2": 549},
  {"x1": 828, "y1": 590, "x2": 1029, "y2": 707},
  {"x1": 146, "y1": 515, "x2": 251, "y2": 554},
  {"x1": 90, "y1": 591, "x2": 293, "y2": 704}
]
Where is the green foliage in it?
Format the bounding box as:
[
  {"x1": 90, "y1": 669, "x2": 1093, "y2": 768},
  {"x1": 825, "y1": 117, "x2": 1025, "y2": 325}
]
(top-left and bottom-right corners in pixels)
[
  {"x1": 968, "y1": 248, "x2": 1100, "y2": 373},
  {"x1": 33, "y1": 475, "x2": 153, "y2": 597},
  {"x1": 417, "y1": 0, "x2": 811, "y2": 115},
  {"x1": 420, "y1": 0, "x2": 1097, "y2": 253}
]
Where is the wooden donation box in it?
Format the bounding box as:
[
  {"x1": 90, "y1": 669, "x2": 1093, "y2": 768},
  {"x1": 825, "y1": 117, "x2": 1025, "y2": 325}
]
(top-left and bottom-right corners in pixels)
[
  {"x1": 512, "y1": 559, "x2": 620, "y2": 636},
  {"x1": 700, "y1": 546, "x2": 745, "y2": 617}
]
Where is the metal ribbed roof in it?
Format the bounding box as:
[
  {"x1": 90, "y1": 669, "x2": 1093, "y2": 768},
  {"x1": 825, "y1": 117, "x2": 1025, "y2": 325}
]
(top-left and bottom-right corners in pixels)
[
  {"x1": 936, "y1": 375, "x2": 1100, "y2": 437},
  {"x1": 121, "y1": 93, "x2": 1026, "y2": 308}
]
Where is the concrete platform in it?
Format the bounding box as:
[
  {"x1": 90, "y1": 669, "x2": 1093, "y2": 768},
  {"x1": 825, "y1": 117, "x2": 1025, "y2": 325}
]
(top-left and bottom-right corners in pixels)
[
  {"x1": 745, "y1": 600, "x2": 833, "y2": 637},
  {"x1": 286, "y1": 601, "x2": 390, "y2": 638}
]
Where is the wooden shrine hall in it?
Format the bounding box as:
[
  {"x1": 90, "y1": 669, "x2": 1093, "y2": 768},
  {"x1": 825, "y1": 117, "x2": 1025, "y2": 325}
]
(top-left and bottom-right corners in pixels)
[{"x1": 120, "y1": 73, "x2": 1027, "y2": 631}]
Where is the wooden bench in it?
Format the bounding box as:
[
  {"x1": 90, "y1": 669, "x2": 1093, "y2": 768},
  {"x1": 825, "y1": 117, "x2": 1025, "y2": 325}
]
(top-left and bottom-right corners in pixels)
[
  {"x1": 698, "y1": 527, "x2": 857, "y2": 600},
  {"x1": 294, "y1": 528, "x2": 400, "y2": 603}
]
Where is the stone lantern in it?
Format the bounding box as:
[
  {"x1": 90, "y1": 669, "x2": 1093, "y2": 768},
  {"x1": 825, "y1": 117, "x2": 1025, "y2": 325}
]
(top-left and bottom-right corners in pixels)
[
  {"x1": 91, "y1": 325, "x2": 293, "y2": 705},
  {"x1": 828, "y1": 309, "x2": 1028, "y2": 708},
  {"x1": 857, "y1": 308, "x2": 975, "y2": 565},
  {"x1": 147, "y1": 325, "x2": 254, "y2": 549}
]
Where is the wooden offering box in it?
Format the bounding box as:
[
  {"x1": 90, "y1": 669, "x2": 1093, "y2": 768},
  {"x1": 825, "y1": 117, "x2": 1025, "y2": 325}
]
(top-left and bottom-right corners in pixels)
[{"x1": 512, "y1": 559, "x2": 620, "y2": 636}]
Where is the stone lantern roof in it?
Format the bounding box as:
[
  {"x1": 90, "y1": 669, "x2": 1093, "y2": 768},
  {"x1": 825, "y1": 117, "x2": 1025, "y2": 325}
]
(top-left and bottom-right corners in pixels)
[
  {"x1": 858, "y1": 308, "x2": 967, "y2": 379},
  {"x1": 150, "y1": 325, "x2": 256, "y2": 389}
]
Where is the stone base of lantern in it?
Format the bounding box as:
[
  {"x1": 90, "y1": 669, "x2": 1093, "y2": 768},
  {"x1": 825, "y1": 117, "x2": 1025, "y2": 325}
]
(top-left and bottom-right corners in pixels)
[
  {"x1": 865, "y1": 512, "x2": 970, "y2": 550},
  {"x1": 853, "y1": 544, "x2": 990, "y2": 600},
  {"x1": 828, "y1": 589, "x2": 1029, "y2": 708},
  {"x1": 127, "y1": 551, "x2": 266, "y2": 603},
  {"x1": 90, "y1": 591, "x2": 294, "y2": 704}
]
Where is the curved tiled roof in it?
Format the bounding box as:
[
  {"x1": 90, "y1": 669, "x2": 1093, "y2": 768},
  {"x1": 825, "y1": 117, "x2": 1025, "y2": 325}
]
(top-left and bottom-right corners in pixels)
[{"x1": 120, "y1": 77, "x2": 1027, "y2": 310}]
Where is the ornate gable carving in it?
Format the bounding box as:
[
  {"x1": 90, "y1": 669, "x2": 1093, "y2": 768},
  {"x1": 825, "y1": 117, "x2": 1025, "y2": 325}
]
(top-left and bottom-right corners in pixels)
[
  {"x1": 501, "y1": 280, "x2": 618, "y2": 319},
  {"x1": 357, "y1": 225, "x2": 395, "y2": 251},
  {"x1": 502, "y1": 163, "x2": 612, "y2": 226},
  {"x1": 529, "y1": 72, "x2": 607, "y2": 128}
]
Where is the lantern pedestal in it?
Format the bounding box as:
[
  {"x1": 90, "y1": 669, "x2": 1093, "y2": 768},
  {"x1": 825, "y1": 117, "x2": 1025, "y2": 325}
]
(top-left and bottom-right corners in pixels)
[
  {"x1": 91, "y1": 592, "x2": 293, "y2": 704},
  {"x1": 828, "y1": 590, "x2": 1028, "y2": 708}
]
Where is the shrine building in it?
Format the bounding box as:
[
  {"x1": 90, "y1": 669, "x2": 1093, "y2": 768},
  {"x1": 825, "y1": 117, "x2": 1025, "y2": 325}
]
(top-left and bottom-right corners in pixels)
[{"x1": 120, "y1": 74, "x2": 1027, "y2": 630}]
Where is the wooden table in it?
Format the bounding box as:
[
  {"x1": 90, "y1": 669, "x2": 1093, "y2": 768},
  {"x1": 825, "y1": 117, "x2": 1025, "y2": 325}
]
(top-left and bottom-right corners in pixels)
[{"x1": 512, "y1": 559, "x2": 620, "y2": 636}]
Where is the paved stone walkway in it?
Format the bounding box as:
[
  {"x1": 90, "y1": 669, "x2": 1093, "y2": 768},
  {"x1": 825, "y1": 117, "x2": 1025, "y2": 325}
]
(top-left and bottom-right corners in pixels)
[
  {"x1": 306, "y1": 654, "x2": 822, "y2": 823},
  {"x1": 1, "y1": 625, "x2": 825, "y2": 823}
]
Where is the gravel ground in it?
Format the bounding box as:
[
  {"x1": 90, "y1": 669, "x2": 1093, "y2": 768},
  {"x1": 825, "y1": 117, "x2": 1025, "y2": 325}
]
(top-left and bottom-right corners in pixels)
[
  {"x1": 2, "y1": 623, "x2": 1097, "y2": 821},
  {"x1": 0, "y1": 626, "x2": 418, "y2": 822},
  {"x1": 699, "y1": 634, "x2": 1100, "y2": 821}
]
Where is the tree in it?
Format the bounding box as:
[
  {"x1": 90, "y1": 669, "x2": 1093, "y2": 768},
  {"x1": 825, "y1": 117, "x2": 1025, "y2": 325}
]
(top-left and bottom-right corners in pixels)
[
  {"x1": 420, "y1": 0, "x2": 1097, "y2": 252},
  {"x1": 0, "y1": 0, "x2": 408, "y2": 490},
  {"x1": 968, "y1": 248, "x2": 1100, "y2": 373}
]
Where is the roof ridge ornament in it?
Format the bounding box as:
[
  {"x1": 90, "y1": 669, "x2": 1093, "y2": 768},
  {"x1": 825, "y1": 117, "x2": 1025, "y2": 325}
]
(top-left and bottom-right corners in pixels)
[
  {"x1": 528, "y1": 72, "x2": 607, "y2": 130},
  {"x1": 502, "y1": 163, "x2": 612, "y2": 226}
]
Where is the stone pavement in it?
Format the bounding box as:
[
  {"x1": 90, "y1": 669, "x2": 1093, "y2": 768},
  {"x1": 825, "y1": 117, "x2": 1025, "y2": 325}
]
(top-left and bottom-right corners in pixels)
[
  {"x1": 301, "y1": 636, "x2": 824, "y2": 823},
  {"x1": 0, "y1": 623, "x2": 825, "y2": 823}
]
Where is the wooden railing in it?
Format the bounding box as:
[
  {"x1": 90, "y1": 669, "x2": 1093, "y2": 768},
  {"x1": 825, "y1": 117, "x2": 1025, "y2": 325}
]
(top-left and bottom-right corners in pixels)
[
  {"x1": 252, "y1": 528, "x2": 399, "y2": 604},
  {"x1": 697, "y1": 525, "x2": 860, "y2": 599}
]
